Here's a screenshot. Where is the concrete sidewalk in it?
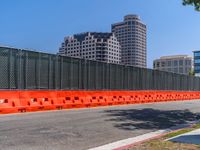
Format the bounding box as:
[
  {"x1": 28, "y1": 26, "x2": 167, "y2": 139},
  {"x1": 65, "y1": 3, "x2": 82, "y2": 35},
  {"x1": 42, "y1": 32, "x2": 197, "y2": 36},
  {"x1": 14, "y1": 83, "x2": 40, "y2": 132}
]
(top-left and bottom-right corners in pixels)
[{"x1": 168, "y1": 129, "x2": 200, "y2": 145}]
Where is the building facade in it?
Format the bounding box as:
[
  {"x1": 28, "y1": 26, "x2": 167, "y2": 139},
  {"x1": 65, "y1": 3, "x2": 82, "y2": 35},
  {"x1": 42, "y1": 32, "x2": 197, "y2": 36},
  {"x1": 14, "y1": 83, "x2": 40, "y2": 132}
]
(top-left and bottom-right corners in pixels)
[
  {"x1": 58, "y1": 32, "x2": 121, "y2": 64},
  {"x1": 193, "y1": 50, "x2": 200, "y2": 75},
  {"x1": 153, "y1": 55, "x2": 192, "y2": 75},
  {"x1": 112, "y1": 14, "x2": 147, "y2": 68}
]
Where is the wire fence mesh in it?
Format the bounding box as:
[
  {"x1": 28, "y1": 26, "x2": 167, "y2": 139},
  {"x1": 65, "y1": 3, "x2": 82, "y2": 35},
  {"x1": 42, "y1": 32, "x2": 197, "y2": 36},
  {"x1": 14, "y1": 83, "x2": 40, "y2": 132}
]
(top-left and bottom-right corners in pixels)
[{"x1": 0, "y1": 46, "x2": 199, "y2": 90}]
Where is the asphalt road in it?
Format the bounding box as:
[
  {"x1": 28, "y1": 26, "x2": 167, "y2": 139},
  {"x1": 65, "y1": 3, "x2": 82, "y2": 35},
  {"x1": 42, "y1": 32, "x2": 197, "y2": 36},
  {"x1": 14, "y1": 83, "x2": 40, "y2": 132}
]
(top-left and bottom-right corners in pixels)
[{"x1": 0, "y1": 100, "x2": 200, "y2": 150}]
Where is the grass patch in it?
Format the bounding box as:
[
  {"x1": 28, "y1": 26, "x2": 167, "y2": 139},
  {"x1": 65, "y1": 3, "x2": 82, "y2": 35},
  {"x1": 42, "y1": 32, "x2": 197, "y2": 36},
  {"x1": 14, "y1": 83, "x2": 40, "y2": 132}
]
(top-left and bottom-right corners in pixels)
[
  {"x1": 127, "y1": 139, "x2": 200, "y2": 150},
  {"x1": 165, "y1": 128, "x2": 194, "y2": 138},
  {"x1": 165, "y1": 123, "x2": 200, "y2": 138},
  {"x1": 193, "y1": 123, "x2": 200, "y2": 129}
]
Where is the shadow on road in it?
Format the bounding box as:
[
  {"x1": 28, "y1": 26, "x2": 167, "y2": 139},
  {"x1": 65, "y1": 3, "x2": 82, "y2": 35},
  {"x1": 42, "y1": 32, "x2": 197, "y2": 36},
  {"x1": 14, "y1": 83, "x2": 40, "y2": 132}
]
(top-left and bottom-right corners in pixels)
[{"x1": 104, "y1": 109, "x2": 200, "y2": 130}]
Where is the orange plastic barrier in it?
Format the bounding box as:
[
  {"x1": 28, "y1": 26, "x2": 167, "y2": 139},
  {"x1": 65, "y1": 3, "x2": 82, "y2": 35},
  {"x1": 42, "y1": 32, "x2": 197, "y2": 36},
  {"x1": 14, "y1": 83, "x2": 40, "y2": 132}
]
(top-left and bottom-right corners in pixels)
[
  {"x1": 0, "y1": 91, "x2": 24, "y2": 114},
  {"x1": 19, "y1": 91, "x2": 57, "y2": 112},
  {"x1": 0, "y1": 90, "x2": 200, "y2": 114}
]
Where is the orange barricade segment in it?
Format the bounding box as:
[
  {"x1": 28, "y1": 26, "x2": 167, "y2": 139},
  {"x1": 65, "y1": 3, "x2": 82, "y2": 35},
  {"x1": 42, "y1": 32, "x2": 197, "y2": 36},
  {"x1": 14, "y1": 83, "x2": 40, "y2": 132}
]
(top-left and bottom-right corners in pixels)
[
  {"x1": 0, "y1": 91, "x2": 25, "y2": 114},
  {"x1": 1, "y1": 90, "x2": 200, "y2": 114}
]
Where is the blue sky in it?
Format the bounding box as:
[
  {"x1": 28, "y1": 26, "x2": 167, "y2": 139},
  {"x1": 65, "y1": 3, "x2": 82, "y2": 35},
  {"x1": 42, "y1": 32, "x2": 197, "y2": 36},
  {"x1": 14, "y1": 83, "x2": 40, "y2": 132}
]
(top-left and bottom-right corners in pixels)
[{"x1": 0, "y1": 0, "x2": 200, "y2": 68}]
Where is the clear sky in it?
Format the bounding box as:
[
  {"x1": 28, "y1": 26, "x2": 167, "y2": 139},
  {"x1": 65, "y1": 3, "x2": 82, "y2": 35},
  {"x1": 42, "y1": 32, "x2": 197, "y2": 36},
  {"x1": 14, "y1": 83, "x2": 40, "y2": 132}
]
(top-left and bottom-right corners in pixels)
[{"x1": 0, "y1": 0, "x2": 200, "y2": 68}]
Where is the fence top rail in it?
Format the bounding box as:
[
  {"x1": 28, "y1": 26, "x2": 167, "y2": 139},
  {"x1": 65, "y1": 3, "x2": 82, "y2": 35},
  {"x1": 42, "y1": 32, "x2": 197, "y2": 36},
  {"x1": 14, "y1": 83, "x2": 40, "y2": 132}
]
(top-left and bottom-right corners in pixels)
[{"x1": 0, "y1": 46, "x2": 197, "y2": 78}]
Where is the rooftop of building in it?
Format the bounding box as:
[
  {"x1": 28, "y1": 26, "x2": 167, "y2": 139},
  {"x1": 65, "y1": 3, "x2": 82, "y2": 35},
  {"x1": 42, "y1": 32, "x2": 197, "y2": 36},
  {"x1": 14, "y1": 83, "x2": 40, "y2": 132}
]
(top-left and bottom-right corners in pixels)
[
  {"x1": 124, "y1": 14, "x2": 140, "y2": 20},
  {"x1": 66, "y1": 32, "x2": 114, "y2": 42},
  {"x1": 193, "y1": 50, "x2": 200, "y2": 53},
  {"x1": 155, "y1": 55, "x2": 192, "y2": 60},
  {"x1": 112, "y1": 14, "x2": 145, "y2": 27}
]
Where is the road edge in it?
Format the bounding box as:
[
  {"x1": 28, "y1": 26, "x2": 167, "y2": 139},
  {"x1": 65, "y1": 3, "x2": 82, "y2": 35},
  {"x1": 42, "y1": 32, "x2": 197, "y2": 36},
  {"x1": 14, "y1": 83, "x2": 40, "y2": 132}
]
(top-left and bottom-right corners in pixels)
[{"x1": 89, "y1": 121, "x2": 199, "y2": 150}]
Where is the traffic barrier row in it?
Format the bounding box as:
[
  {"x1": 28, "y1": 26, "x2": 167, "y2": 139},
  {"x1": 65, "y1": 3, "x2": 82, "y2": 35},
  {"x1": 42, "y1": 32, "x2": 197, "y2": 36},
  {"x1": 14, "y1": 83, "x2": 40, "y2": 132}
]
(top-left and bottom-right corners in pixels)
[{"x1": 0, "y1": 90, "x2": 200, "y2": 114}]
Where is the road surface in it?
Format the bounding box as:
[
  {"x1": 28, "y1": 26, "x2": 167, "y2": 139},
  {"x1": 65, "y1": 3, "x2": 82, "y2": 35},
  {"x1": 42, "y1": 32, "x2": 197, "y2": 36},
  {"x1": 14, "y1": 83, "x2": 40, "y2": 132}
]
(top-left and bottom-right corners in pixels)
[{"x1": 0, "y1": 100, "x2": 200, "y2": 150}]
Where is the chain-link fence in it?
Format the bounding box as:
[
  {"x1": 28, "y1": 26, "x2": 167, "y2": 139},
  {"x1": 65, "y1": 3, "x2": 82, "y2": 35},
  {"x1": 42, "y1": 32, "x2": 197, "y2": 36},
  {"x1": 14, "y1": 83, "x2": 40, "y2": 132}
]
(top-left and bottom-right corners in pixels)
[{"x1": 0, "y1": 46, "x2": 199, "y2": 90}]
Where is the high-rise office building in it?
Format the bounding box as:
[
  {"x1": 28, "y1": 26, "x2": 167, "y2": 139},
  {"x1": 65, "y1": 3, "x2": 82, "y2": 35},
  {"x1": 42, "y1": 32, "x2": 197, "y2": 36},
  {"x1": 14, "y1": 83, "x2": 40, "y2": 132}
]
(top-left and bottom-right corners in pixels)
[
  {"x1": 59, "y1": 32, "x2": 121, "y2": 64},
  {"x1": 153, "y1": 55, "x2": 192, "y2": 75},
  {"x1": 112, "y1": 14, "x2": 147, "y2": 68},
  {"x1": 193, "y1": 50, "x2": 200, "y2": 75}
]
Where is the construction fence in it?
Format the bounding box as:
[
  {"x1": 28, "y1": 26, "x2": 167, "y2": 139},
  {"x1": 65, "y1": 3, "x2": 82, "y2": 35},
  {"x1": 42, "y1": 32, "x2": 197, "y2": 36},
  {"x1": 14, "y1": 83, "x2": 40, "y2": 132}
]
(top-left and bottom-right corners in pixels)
[{"x1": 0, "y1": 46, "x2": 199, "y2": 91}]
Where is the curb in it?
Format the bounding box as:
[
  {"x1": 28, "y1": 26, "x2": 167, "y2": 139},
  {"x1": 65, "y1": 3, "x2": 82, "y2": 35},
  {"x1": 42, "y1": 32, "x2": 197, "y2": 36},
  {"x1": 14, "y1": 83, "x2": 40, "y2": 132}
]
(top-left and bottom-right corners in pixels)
[{"x1": 89, "y1": 121, "x2": 199, "y2": 150}]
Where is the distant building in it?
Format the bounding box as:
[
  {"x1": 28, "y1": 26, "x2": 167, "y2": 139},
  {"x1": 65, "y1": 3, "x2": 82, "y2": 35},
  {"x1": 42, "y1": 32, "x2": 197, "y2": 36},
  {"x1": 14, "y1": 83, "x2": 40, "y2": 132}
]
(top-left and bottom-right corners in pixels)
[
  {"x1": 58, "y1": 32, "x2": 121, "y2": 64},
  {"x1": 193, "y1": 50, "x2": 200, "y2": 75},
  {"x1": 112, "y1": 14, "x2": 147, "y2": 68},
  {"x1": 153, "y1": 55, "x2": 192, "y2": 75}
]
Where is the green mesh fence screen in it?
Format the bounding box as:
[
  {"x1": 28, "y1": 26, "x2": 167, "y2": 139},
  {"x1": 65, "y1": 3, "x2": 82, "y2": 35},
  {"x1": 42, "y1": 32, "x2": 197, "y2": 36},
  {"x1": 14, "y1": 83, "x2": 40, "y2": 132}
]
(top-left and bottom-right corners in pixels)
[{"x1": 0, "y1": 46, "x2": 199, "y2": 91}]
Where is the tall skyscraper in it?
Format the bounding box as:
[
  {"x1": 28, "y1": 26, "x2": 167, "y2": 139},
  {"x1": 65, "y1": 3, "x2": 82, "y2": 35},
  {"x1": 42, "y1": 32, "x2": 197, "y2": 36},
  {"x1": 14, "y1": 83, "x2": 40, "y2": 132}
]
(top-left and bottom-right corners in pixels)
[
  {"x1": 112, "y1": 15, "x2": 147, "y2": 68},
  {"x1": 58, "y1": 32, "x2": 121, "y2": 64}
]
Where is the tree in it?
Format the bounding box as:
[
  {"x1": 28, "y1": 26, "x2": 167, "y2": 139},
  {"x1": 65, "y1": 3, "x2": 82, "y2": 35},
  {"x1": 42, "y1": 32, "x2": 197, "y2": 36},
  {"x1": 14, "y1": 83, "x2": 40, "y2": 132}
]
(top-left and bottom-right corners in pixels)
[
  {"x1": 189, "y1": 69, "x2": 195, "y2": 76},
  {"x1": 183, "y1": 0, "x2": 200, "y2": 11}
]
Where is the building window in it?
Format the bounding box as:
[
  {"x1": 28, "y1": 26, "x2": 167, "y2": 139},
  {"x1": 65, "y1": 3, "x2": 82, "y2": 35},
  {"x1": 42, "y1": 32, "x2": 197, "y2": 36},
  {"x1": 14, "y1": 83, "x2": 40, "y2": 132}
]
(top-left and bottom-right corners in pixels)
[
  {"x1": 187, "y1": 60, "x2": 191, "y2": 65},
  {"x1": 167, "y1": 61, "x2": 171, "y2": 66},
  {"x1": 194, "y1": 59, "x2": 200, "y2": 63},
  {"x1": 179, "y1": 68, "x2": 183, "y2": 73},
  {"x1": 161, "y1": 62, "x2": 165, "y2": 67},
  {"x1": 179, "y1": 60, "x2": 183, "y2": 66},
  {"x1": 194, "y1": 52, "x2": 200, "y2": 57},
  {"x1": 174, "y1": 60, "x2": 178, "y2": 66}
]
